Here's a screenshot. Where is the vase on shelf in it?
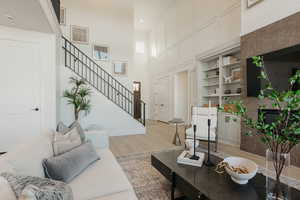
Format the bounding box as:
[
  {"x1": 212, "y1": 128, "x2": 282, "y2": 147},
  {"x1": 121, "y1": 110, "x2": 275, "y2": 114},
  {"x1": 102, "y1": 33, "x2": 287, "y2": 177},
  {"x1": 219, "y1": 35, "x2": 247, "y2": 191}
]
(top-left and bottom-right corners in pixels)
[{"x1": 266, "y1": 149, "x2": 290, "y2": 200}]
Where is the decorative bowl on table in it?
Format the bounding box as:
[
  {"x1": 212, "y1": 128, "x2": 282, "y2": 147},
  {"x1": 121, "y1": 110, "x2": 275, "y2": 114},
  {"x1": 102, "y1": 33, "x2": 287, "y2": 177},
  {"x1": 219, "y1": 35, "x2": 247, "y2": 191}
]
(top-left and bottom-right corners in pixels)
[{"x1": 223, "y1": 157, "x2": 258, "y2": 185}]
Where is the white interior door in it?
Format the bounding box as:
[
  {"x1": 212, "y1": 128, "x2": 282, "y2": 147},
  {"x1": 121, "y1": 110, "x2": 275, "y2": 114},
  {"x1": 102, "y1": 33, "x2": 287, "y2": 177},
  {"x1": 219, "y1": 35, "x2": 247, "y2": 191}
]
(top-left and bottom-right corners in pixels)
[
  {"x1": 154, "y1": 77, "x2": 170, "y2": 122},
  {"x1": 0, "y1": 39, "x2": 41, "y2": 152}
]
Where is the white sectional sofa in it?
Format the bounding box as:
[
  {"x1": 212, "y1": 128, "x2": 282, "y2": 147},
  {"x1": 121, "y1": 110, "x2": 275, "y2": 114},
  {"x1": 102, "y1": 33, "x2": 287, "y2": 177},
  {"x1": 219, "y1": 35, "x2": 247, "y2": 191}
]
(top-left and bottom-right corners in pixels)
[{"x1": 0, "y1": 131, "x2": 137, "y2": 200}]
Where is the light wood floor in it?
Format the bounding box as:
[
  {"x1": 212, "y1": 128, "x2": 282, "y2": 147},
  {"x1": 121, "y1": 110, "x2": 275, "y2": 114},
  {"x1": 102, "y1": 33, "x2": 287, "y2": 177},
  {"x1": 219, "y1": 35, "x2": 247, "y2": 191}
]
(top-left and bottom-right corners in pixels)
[{"x1": 110, "y1": 120, "x2": 300, "y2": 180}]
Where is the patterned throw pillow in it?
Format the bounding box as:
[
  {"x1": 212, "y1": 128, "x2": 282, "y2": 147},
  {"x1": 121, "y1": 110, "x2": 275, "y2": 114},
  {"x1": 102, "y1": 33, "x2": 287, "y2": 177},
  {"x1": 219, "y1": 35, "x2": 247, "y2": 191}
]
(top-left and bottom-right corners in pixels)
[
  {"x1": 52, "y1": 127, "x2": 82, "y2": 156},
  {"x1": 0, "y1": 172, "x2": 73, "y2": 200},
  {"x1": 56, "y1": 121, "x2": 86, "y2": 142}
]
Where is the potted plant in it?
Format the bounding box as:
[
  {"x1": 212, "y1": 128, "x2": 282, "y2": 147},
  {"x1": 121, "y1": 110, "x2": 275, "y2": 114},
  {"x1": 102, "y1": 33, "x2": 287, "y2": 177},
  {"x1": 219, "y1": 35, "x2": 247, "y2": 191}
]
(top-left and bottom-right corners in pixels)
[
  {"x1": 223, "y1": 56, "x2": 300, "y2": 200},
  {"x1": 63, "y1": 77, "x2": 92, "y2": 120}
]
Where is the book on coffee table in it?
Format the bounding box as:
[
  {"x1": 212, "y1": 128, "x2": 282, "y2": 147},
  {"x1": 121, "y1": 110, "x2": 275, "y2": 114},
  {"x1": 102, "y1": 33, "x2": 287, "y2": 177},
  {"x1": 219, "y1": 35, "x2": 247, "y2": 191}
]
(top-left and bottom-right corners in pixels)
[{"x1": 177, "y1": 150, "x2": 205, "y2": 167}]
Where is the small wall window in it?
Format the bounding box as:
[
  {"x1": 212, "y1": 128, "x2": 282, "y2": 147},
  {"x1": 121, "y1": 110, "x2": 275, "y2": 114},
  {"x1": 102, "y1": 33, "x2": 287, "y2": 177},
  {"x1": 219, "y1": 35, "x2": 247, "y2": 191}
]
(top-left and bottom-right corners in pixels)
[
  {"x1": 71, "y1": 25, "x2": 89, "y2": 44},
  {"x1": 93, "y1": 45, "x2": 110, "y2": 61},
  {"x1": 151, "y1": 45, "x2": 157, "y2": 57},
  {"x1": 136, "y1": 41, "x2": 145, "y2": 54},
  {"x1": 113, "y1": 61, "x2": 127, "y2": 76}
]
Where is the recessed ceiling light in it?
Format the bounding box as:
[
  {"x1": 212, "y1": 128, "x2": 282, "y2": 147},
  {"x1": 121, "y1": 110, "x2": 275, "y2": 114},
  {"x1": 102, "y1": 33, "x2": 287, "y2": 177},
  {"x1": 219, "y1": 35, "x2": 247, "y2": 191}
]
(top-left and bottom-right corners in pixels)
[{"x1": 139, "y1": 19, "x2": 145, "y2": 24}]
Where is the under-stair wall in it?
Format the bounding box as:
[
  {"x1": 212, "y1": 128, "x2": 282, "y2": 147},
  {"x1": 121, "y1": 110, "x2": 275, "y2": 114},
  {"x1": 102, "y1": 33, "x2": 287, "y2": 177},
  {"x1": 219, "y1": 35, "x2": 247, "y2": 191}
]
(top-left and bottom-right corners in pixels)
[{"x1": 59, "y1": 66, "x2": 145, "y2": 136}]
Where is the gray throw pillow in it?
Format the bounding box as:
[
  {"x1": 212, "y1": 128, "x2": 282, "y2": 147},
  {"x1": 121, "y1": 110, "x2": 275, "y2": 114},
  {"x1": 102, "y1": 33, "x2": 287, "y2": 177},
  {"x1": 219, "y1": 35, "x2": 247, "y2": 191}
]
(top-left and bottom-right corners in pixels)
[
  {"x1": 42, "y1": 142, "x2": 99, "y2": 183},
  {"x1": 0, "y1": 172, "x2": 73, "y2": 200},
  {"x1": 57, "y1": 121, "x2": 86, "y2": 142}
]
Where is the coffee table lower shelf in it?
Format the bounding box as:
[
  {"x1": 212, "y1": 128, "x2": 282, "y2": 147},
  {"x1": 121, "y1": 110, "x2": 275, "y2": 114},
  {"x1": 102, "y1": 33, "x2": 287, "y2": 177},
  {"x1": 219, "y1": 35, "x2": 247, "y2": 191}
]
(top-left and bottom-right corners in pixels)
[{"x1": 152, "y1": 154, "x2": 208, "y2": 200}]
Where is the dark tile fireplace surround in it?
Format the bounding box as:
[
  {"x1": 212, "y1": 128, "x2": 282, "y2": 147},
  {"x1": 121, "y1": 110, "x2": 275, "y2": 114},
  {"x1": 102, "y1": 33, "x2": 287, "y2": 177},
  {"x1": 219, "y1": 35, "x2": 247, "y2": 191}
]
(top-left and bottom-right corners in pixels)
[{"x1": 241, "y1": 11, "x2": 300, "y2": 167}]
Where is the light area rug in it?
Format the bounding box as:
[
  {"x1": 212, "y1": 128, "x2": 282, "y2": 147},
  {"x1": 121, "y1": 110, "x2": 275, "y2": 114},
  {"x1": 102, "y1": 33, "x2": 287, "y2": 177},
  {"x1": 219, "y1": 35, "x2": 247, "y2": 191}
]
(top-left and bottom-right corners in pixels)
[
  {"x1": 117, "y1": 150, "x2": 300, "y2": 200},
  {"x1": 117, "y1": 152, "x2": 172, "y2": 200}
]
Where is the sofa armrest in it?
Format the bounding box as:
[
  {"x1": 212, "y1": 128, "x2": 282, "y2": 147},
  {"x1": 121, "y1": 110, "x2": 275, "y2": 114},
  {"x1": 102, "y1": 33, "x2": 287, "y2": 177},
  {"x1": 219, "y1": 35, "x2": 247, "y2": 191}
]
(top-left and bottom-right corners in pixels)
[{"x1": 85, "y1": 130, "x2": 109, "y2": 149}]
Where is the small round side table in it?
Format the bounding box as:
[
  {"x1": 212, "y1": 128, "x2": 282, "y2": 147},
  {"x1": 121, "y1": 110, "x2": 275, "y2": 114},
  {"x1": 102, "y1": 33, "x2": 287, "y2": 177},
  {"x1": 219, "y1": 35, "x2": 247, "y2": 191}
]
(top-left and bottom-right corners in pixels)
[{"x1": 168, "y1": 118, "x2": 184, "y2": 146}]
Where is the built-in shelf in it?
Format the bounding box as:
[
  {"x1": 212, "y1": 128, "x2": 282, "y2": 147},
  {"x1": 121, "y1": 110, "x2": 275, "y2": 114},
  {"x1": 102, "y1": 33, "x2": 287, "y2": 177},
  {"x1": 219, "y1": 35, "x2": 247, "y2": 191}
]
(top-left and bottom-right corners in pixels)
[
  {"x1": 203, "y1": 94, "x2": 220, "y2": 98},
  {"x1": 222, "y1": 93, "x2": 241, "y2": 97},
  {"x1": 198, "y1": 43, "x2": 241, "y2": 107},
  {"x1": 203, "y1": 83, "x2": 219, "y2": 87},
  {"x1": 203, "y1": 66, "x2": 219, "y2": 72},
  {"x1": 223, "y1": 80, "x2": 241, "y2": 85},
  {"x1": 204, "y1": 75, "x2": 219, "y2": 80},
  {"x1": 223, "y1": 61, "x2": 240, "y2": 68}
]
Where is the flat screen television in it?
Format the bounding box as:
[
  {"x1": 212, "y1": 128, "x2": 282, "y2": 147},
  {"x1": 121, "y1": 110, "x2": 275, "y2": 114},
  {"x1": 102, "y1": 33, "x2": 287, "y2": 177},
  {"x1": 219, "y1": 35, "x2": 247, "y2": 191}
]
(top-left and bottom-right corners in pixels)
[{"x1": 247, "y1": 44, "x2": 300, "y2": 97}]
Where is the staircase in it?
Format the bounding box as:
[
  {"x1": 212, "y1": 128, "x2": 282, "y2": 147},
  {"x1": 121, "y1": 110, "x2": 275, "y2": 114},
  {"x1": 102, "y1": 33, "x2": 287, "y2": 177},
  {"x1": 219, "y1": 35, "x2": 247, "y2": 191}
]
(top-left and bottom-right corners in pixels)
[{"x1": 62, "y1": 36, "x2": 146, "y2": 126}]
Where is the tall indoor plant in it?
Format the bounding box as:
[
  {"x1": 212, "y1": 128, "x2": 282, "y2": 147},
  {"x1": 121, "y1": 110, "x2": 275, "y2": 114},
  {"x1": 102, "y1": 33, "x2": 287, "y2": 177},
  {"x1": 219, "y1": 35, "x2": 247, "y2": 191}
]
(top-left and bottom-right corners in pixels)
[
  {"x1": 224, "y1": 56, "x2": 300, "y2": 200},
  {"x1": 63, "y1": 77, "x2": 92, "y2": 120}
]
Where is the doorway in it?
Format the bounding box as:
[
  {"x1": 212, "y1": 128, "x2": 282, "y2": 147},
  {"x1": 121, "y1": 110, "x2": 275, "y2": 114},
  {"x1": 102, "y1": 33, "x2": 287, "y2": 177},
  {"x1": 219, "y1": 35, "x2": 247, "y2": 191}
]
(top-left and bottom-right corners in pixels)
[
  {"x1": 133, "y1": 81, "x2": 141, "y2": 120},
  {"x1": 0, "y1": 39, "x2": 41, "y2": 151},
  {"x1": 174, "y1": 71, "x2": 188, "y2": 121},
  {"x1": 154, "y1": 77, "x2": 170, "y2": 122}
]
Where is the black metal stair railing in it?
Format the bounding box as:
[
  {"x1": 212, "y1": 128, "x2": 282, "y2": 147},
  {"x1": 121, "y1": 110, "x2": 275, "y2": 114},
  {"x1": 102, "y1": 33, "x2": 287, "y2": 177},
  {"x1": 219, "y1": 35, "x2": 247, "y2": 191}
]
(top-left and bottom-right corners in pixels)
[{"x1": 62, "y1": 36, "x2": 146, "y2": 126}]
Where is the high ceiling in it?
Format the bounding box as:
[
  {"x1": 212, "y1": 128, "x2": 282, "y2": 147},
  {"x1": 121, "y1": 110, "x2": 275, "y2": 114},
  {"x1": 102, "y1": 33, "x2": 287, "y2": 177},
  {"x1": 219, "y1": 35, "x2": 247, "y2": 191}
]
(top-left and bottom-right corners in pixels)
[{"x1": 134, "y1": 0, "x2": 174, "y2": 31}]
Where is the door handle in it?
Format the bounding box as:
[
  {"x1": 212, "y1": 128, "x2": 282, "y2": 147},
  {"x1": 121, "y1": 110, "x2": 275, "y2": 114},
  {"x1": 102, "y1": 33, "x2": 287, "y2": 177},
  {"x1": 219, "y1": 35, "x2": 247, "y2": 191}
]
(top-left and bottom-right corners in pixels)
[{"x1": 32, "y1": 108, "x2": 39, "y2": 111}]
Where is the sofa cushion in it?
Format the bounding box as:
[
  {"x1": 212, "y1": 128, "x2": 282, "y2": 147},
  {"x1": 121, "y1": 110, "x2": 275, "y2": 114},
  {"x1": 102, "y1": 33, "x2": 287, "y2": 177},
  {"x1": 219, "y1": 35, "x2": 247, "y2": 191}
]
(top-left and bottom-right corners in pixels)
[
  {"x1": 0, "y1": 132, "x2": 53, "y2": 178},
  {"x1": 69, "y1": 149, "x2": 134, "y2": 200},
  {"x1": 53, "y1": 127, "x2": 82, "y2": 156},
  {"x1": 0, "y1": 176, "x2": 17, "y2": 200},
  {"x1": 93, "y1": 190, "x2": 137, "y2": 200},
  {"x1": 43, "y1": 142, "x2": 99, "y2": 183}
]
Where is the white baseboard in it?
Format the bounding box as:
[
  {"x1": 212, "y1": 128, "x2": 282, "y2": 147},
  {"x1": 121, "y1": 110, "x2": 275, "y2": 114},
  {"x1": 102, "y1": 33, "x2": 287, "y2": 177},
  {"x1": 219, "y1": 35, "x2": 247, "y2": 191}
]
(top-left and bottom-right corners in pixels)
[
  {"x1": 218, "y1": 139, "x2": 240, "y2": 148},
  {"x1": 109, "y1": 127, "x2": 146, "y2": 136}
]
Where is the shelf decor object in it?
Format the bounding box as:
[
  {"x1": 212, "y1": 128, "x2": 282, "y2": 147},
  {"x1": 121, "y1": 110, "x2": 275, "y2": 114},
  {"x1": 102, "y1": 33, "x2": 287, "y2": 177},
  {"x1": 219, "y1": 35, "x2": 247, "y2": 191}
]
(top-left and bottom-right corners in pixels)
[
  {"x1": 190, "y1": 125, "x2": 200, "y2": 161},
  {"x1": 204, "y1": 101, "x2": 214, "y2": 167}
]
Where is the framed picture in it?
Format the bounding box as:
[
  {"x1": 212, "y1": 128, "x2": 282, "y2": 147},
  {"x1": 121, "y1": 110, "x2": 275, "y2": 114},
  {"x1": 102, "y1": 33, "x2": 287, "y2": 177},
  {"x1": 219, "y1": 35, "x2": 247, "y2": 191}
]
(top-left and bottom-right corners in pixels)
[
  {"x1": 92, "y1": 44, "x2": 110, "y2": 61},
  {"x1": 113, "y1": 61, "x2": 127, "y2": 76},
  {"x1": 247, "y1": 0, "x2": 263, "y2": 8},
  {"x1": 60, "y1": 7, "x2": 66, "y2": 25},
  {"x1": 71, "y1": 25, "x2": 89, "y2": 44}
]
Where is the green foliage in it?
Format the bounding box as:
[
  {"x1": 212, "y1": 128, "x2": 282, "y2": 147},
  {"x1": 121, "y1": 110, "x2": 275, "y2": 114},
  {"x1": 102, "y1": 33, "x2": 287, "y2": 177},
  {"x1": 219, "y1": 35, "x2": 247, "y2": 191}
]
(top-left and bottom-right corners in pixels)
[
  {"x1": 222, "y1": 56, "x2": 300, "y2": 154},
  {"x1": 63, "y1": 77, "x2": 92, "y2": 120}
]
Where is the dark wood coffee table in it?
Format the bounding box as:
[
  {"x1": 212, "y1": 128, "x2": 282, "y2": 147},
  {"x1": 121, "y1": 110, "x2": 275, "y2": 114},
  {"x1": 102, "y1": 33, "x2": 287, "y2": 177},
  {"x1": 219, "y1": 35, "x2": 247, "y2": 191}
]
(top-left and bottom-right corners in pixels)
[{"x1": 151, "y1": 150, "x2": 300, "y2": 200}]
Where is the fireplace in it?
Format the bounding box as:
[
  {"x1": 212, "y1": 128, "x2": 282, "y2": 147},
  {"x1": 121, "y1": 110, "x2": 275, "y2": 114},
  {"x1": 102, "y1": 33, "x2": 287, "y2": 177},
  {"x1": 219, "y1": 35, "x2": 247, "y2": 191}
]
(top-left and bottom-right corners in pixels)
[{"x1": 259, "y1": 109, "x2": 280, "y2": 124}]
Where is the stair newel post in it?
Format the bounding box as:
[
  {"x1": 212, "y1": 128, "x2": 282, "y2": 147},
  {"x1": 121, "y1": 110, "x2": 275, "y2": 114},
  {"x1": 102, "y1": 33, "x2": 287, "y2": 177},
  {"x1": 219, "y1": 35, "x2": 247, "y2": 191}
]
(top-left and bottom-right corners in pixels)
[
  {"x1": 143, "y1": 102, "x2": 146, "y2": 126},
  {"x1": 64, "y1": 38, "x2": 67, "y2": 67},
  {"x1": 108, "y1": 75, "x2": 110, "y2": 100}
]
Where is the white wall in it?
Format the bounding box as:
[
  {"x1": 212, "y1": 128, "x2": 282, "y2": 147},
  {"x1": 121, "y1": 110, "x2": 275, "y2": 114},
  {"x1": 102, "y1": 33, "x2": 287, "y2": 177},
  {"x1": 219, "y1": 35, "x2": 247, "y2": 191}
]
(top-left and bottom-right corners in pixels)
[
  {"x1": 133, "y1": 30, "x2": 150, "y2": 118},
  {"x1": 241, "y1": 0, "x2": 300, "y2": 35},
  {"x1": 59, "y1": 67, "x2": 144, "y2": 136},
  {"x1": 60, "y1": 0, "x2": 134, "y2": 89},
  {"x1": 148, "y1": 0, "x2": 241, "y2": 120},
  {"x1": 59, "y1": 0, "x2": 146, "y2": 135}
]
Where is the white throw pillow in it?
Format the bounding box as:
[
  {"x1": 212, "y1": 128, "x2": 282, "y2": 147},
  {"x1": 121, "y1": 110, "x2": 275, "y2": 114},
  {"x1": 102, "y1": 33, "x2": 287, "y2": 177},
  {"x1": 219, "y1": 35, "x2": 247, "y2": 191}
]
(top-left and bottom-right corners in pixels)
[
  {"x1": 0, "y1": 177, "x2": 17, "y2": 200},
  {"x1": 53, "y1": 127, "x2": 82, "y2": 156}
]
